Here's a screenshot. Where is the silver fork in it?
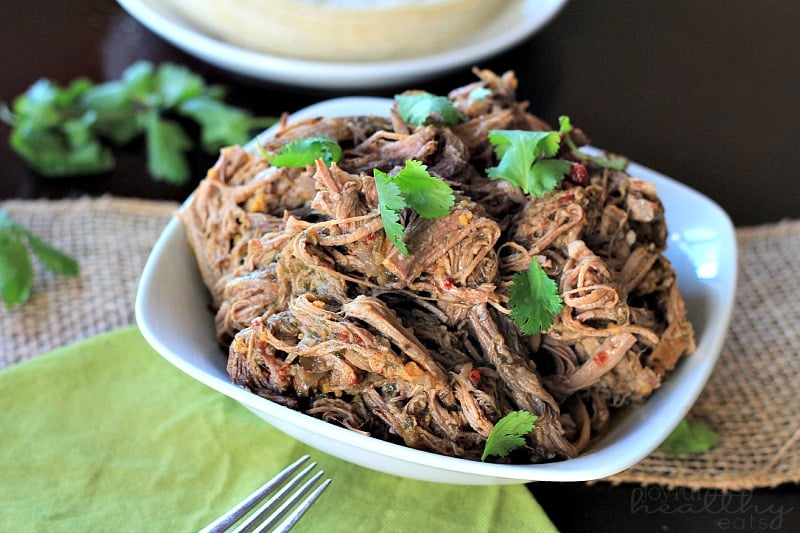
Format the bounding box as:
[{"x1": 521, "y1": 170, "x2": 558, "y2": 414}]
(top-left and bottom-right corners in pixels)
[{"x1": 199, "y1": 455, "x2": 331, "y2": 533}]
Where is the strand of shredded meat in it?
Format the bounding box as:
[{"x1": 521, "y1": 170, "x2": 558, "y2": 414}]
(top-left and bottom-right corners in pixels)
[{"x1": 181, "y1": 68, "x2": 695, "y2": 464}]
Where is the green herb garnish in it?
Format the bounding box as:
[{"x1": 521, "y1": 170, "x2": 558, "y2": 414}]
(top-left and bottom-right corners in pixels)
[
  {"x1": 395, "y1": 92, "x2": 462, "y2": 126},
  {"x1": 0, "y1": 209, "x2": 79, "y2": 308},
  {"x1": 1, "y1": 61, "x2": 277, "y2": 184},
  {"x1": 558, "y1": 115, "x2": 627, "y2": 170},
  {"x1": 373, "y1": 160, "x2": 455, "y2": 256},
  {"x1": 482, "y1": 410, "x2": 538, "y2": 461},
  {"x1": 660, "y1": 419, "x2": 720, "y2": 455},
  {"x1": 508, "y1": 258, "x2": 563, "y2": 335},
  {"x1": 258, "y1": 136, "x2": 342, "y2": 168},
  {"x1": 486, "y1": 129, "x2": 572, "y2": 197},
  {"x1": 374, "y1": 170, "x2": 409, "y2": 255}
]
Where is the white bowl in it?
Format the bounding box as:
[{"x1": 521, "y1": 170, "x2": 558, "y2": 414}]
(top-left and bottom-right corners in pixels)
[
  {"x1": 135, "y1": 97, "x2": 737, "y2": 484},
  {"x1": 115, "y1": 0, "x2": 569, "y2": 89}
]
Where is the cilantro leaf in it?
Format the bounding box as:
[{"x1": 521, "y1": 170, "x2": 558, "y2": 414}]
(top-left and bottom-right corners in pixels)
[
  {"x1": 0, "y1": 229, "x2": 33, "y2": 308},
  {"x1": 395, "y1": 92, "x2": 462, "y2": 126},
  {"x1": 11, "y1": 78, "x2": 85, "y2": 129},
  {"x1": 179, "y1": 96, "x2": 255, "y2": 152},
  {"x1": 487, "y1": 130, "x2": 569, "y2": 196},
  {"x1": 373, "y1": 160, "x2": 455, "y2": 256},
  {"x1": 390, "y1": 160, "x2": 455, "y2": 218},
  {"x1": 3, "y1": 78, "x2": 116, "y2": 177},
  {"x1": 0, "y1": 210, "x2": 79, "y2": 308},
  {"x1": 482, "y1": 410, "x2": 537, "y2": 461},
  {"x1": 508, "y1": 258, "x2": 563, "y2": 335},
  {"x1": 529, "y1": 159, "x2": 573, "y2": 197},
  {"x1": 120, "y1": 61, "x2": 156, "y2": 101},
  {"x1": 660, "y1": 419, "x2": 720, "y2": 455},
  {"x1": 373, "y1": 169, "x2": 409, "y2": 256},
  {"x1": 144, "y1": 112, "x2": 192, "y2": 184},
  {"x1": 82, "y1": 81, "x2": 141, "y2": 145},
  {"x1": 153, "y1": 62, "x2": 205, "y2": 107},
  {"x1": 20, "y1": 229, "x2": 79, "y2": 277},
  {"x1": 8, "y1": 119, "x2": 116, "y2": 177},
  {"x1": 262, "y1": 136, "x2": 342, "y2": 168}
]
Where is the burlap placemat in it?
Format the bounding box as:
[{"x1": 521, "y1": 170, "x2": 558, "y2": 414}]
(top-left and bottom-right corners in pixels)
[
  {"x1": 0, "y1": 196, "x2": 178, "y2": 366},
  {"x1": 1, "y1": 196, "x2": 798, "y2": 491}
]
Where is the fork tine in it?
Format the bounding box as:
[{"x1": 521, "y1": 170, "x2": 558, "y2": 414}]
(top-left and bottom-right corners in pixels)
[
  {"x1": 199, "y1": 455, "x2": 311, "y2": 533},
  {"x1": 230, "y1": 463, "x2": 320, "y2": 533},
  {"x1": 248, "y1": 470, "x2": 328, "y2": 533},
  {"x1": 263, "y1": 477, "x2": 331, "y2": 533}
]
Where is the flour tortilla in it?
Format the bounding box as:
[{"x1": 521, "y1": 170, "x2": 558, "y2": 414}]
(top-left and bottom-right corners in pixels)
[{"x1": 166, "y1": 0, "x2": 506, "y2": 61}]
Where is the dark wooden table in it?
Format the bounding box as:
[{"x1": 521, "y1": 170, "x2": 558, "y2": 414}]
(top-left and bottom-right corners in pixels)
[{"x1": 2, "y1": 1, "x2": 798, "y2": 531}]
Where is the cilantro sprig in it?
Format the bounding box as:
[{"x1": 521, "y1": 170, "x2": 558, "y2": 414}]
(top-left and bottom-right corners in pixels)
[
  {"x1": 374, "y1": 172, "x2": 409, "y2": 255},
  {"x1": 482, "y1": 410, "x2": 538, "y2": 461},
  {"x1": 395, "y1": 92, "x2": 463, "y2": 126},
  {"x1": 1, "y1": 62, "x2": 277, "y2": 184},
  {"x1": 0, "y1": 209, "x2": 79, "y2": 308},
  {"x1": 558, "y1": 116, "x2": 627, "y2": 170},
  {"x1": 508, "y1": 258, "x2": 563, "y2": 335},
  {"x1": 258, "y1": 136, "x2": 342, "y2": 168},
  {"x1": 486, "y1": 130, "x2": 572, "y2": 197},
  {"x1": 373, "y1": 160, "x2": 455, "y2": 256}
]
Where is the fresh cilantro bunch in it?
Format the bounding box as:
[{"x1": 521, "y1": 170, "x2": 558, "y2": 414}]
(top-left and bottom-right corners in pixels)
[
  {"x1": 0, "y1": 209, "x2": 78, "y2": 308},
  {"x1": 482, "y1": 410, "x2": 538, "y2": 461},
  {"x1": 395, "y1": 92, "x2": 463, "y2": 126},
  {"x1": 258, "y1": 136, "x2": 342, "y2": 168},
  {"x1": 1, "y1": 62, "x2": 276, "y2": 184},
  {"x1": 373, "y1": 160, "x2": 455, "y2": 256}
]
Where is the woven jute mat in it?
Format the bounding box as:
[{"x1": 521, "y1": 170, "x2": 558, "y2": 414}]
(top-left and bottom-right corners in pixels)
[{"x1": 1, "y1": 196, "x2": 798, "y2": 491}]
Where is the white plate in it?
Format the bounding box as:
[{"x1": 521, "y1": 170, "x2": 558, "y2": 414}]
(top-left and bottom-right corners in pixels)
[
  {"x1": 135, "y1": 97, "x2": 737, "y2": 484},
  {"x1": 115, "y1": 0, "x2": 568, "y2": 89}
]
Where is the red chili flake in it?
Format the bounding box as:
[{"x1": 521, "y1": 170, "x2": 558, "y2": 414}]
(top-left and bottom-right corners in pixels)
[
  {"x1": 560, "y1": 193, "x2": 576, "y2": 203},
  {"x1": 468, "y1": 369, "x2": 481, "y2": 386},
  {"x1": 443, "y1": 278, "x2": 455, "y2": 290},
  {"x1": 338, "y1": 332, "x2": 349, "y2": 341},
  {"x1": 366, "y1": 232, "x2": 376, "y2": 242},
  {"x1": 568, "y1": 163, "x2": 588, "y2": 186},
  {"x1": 594, "y1": 350, "x2": 609, "y2": 366},
  {"x1": 256, "y1": 339, "x2": 267, "y2": 350},
  {"x1": 276, "y1": 366, "x2": 289, "y2": 383}
]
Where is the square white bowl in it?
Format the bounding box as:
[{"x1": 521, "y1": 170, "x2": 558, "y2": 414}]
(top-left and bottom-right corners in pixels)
[{"x1": 135, "y1": 97, "x2": 737, "y2": 484}]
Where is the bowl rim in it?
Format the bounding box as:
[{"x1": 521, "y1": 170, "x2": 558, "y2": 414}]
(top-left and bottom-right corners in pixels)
[{"x1": 135, "y1": 96, "x2": 737, "y2": 483}]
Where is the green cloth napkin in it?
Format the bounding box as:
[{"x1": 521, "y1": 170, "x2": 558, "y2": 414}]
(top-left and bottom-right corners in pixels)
[{"x1": 0, "y1": 326, "x2": 557, "y2": 532}]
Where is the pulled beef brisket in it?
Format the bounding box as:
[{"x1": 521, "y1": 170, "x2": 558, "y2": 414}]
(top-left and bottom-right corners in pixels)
[
  {"x1": 263, "y1": 115, "x2": 392, "y2": 151},
  {"x1": 181, "y1": 70, "x2": 695, "y2": 464}
]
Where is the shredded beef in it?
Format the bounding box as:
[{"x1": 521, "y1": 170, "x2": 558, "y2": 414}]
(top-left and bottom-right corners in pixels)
[{"x1": 181, "y1": 70, "x2": 695, "y2": 464}]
